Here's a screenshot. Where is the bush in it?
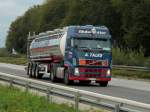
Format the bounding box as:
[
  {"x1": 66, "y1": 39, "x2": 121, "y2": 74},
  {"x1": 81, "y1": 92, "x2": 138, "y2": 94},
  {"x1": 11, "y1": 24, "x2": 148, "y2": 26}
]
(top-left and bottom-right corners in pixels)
[
  {"x1": 144, "y1": 57, "x2": 150, "y2": 67},
  {"x1": 112, "y1": 69, "x2": 150, "y2": 79},
  {"x1": 112, "y1": 47, "x2": 149, "y2": 67},
  {"x1": 0, "y1": 48, "x2": 26, "y2": 65}
]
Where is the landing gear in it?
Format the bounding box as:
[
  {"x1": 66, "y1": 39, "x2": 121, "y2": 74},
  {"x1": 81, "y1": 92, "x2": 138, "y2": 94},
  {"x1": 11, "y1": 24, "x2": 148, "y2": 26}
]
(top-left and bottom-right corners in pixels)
[{"x1": 50, "y1": 64, "x2": 58, "y2": 82}]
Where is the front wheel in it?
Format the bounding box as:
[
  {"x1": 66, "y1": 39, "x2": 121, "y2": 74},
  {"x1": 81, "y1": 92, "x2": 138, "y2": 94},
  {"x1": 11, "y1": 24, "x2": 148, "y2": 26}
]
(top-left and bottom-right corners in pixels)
[
  {"x1": 64, "y1": 69, "x2": 73, "y2": 85},
  {"x1": 98, "y1": 81, "x2": 108, "y2": 87}
]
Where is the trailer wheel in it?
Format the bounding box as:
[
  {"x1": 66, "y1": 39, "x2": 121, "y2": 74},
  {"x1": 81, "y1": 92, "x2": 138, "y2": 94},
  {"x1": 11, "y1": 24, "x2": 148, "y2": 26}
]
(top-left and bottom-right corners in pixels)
[
  {"x1": 32, "y1": 63, "x2": 36, "y2": 78},
  {"x1": 35, "y1": 64, "x2": 43, "y2": 79},
  {"x1": 64, "y1": 69, "x2": 73, "y2": 85},
  {"x1": 26, "y1": 63, "x2": 30, "y2": 75},
  {"x1": 50, "y1": 67, "x2": 57, "y2": 82},
  {"x1": 98, "y1": 81, "x2": 108, "y2": 87},
  {"x1": 29, "y1": 63, "x2": 33, "y2": 78}
]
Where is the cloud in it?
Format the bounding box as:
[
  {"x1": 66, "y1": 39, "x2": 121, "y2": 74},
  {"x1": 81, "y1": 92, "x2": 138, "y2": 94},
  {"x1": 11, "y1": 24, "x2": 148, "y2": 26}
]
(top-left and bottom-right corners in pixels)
[{"x1": 0, "y1": 0, "x2": 43, "y2": 48}]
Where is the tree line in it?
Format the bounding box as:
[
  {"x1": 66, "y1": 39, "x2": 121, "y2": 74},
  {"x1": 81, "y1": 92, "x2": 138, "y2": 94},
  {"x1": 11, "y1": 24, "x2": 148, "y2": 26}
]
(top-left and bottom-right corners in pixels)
[{"x1": 6, "y1": 0, "x2": 150, "y2": 56}]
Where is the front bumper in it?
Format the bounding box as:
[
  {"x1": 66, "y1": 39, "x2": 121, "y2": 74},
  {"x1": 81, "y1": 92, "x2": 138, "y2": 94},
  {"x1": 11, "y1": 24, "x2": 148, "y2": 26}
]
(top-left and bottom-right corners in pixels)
[
  {"x1": 71, "y1": 67, "x2": 111, "y2": 81},
  {"x1": 69, "y1": 76, "x2": 111, "y2": 81}
]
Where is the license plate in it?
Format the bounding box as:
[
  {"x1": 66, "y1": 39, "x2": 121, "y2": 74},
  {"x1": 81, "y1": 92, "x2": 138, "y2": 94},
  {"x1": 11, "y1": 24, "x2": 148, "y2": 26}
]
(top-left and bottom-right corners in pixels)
[{"x1": 89, "y1": 78, "x2": 96, "y2": 80}]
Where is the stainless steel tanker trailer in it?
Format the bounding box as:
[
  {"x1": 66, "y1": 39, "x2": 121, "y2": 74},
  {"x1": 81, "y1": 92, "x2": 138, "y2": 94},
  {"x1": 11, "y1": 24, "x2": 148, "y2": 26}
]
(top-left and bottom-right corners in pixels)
[{"x1": 26, "y1": 25, "x2": 112, "y2": 86}]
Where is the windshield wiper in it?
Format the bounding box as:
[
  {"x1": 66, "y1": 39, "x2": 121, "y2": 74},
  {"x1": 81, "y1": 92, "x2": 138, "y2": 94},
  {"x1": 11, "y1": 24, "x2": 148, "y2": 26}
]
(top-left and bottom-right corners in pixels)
[
  {"x1": 80, "y1": 47, "x2": 89, "y2": 49},
  {"x1": 79, "y1": 47, "x2": 92, "y2": 50},
  {"x1": 93, "y1": 47, "x2": 103, "y2": 50}
]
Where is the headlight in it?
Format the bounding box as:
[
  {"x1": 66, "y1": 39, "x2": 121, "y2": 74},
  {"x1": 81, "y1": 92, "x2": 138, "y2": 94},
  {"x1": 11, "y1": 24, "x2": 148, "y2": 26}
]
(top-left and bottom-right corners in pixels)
[
  {"x1": 106, "y1": 70, "x2": 111, "y2": 76},
  {"x1": 74, "y1": 68, "x2": 79, "y2": 76}
]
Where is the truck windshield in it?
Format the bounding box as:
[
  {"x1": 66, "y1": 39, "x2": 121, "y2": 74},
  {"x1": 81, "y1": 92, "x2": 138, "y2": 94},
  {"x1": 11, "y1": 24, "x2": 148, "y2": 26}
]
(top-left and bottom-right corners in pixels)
[{"x1": 73, "y1": 38, "x2": 111, "y2": 49}]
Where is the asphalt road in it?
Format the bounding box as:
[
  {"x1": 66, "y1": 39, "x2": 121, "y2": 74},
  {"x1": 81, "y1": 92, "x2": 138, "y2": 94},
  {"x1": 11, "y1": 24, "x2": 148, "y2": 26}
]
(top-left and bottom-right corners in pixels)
[{"x1": 0, "y1": 63, "x2": 150, "y2": 104}]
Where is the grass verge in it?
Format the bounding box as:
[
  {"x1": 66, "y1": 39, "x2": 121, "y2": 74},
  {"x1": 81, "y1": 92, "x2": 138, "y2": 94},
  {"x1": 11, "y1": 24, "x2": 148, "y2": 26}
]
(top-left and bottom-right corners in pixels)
[
  {"x1": 0, "y1": 48, "x2": 26, "y2": 65},
  {"x1": 0, "y1": 85, "x2": 77, "y2": 112},
  {"x1": 112, "y1": 69, "x2": 150, "y2": 80},
  {"x1": 0, "y1": 84, "x2": 105, "y2": 112},
  {"x1": 112, "y1": 47, "x2": 150, "y2": 67},
  {"x1": 0, "y1": 56, "x2": 26, "y2": 65}
]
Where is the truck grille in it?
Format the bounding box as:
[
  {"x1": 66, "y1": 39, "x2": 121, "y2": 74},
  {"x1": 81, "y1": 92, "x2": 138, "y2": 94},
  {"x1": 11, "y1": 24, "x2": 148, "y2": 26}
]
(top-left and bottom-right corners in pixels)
[{"x1": 79, "y1": 68, "x2": 107, "y2": 78}]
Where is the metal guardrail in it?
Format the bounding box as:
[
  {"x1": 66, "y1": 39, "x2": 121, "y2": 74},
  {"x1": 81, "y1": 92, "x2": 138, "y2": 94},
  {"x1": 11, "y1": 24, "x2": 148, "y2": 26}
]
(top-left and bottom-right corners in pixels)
[
  {"x1": 0, "y1": 72, "x2": 150, "y2": 112},
  {"x1": 113, "y1": 65, "x2": 150, "y2": 72}
]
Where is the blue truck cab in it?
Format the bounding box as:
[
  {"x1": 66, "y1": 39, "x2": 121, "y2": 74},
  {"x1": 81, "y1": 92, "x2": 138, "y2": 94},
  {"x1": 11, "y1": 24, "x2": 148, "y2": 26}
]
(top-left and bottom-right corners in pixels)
[{"x1": 64, "y1": 25, "x2": 112, "y2": 86}]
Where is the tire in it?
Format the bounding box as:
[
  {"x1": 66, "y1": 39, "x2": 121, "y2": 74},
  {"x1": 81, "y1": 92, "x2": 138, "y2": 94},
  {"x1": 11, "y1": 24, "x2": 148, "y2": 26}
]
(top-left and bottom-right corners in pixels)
[
  {"x1": 98, "y1": 81, "x2": 108, "y2": 87},
  {"x1": 64, "y1": 69, "x2": 73, "y2": 85},
  {"x1": 32, "y1": 63, "x2": 36, "y2": 78},
  {"x1": 35, "y1": 64, "x2": 43, "y2": 79},
  {"x1": 26, "y1": 63, "x2": 30, "y2": 75},
  {"x1": 29, "y1": 63, "x2": 33, "y2": 78},
  {"x1": 50, "y1": 66, "x2": 57, "y2": 82}
]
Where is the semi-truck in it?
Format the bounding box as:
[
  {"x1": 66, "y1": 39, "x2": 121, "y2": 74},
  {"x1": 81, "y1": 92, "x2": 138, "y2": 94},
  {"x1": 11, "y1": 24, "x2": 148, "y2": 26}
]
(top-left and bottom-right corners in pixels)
[{"x1": 26, "y1": 25, "x2": 112, "y2": 87}]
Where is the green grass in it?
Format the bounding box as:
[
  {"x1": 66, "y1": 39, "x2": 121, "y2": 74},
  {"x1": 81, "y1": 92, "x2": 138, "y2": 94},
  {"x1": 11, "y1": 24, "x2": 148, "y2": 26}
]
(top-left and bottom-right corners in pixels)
[
  {"x1": 0, "y1": 48, "x2": 26, "y2": 65},
  {"x1": 111, "y1": 47, "x2": 150, "y2": 80},
  {"x1": 0, "y1": 85, "x2": 105, "y2": 112},
  {"x1": 0, "y1": 56, "x2": 26, "y2": 65},
  {"x1": 112, "y1": 47, "x2": 150, "y2": 67},
  {"x1": 112, "y1": 69, "x2": 150, "y2": 80}
]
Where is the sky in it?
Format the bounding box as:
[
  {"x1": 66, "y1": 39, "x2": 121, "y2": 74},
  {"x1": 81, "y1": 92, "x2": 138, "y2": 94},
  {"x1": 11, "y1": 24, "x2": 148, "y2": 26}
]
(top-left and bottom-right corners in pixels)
[{"x1": 0, "y1": 0, "x2": 43, "y2": 48}]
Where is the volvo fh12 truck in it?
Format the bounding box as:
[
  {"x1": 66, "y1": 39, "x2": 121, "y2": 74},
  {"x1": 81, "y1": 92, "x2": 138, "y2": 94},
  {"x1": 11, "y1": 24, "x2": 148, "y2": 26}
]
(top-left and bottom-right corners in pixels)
[{"x1": 26, "y1": 25, "x2": 112, "y2": 87}]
